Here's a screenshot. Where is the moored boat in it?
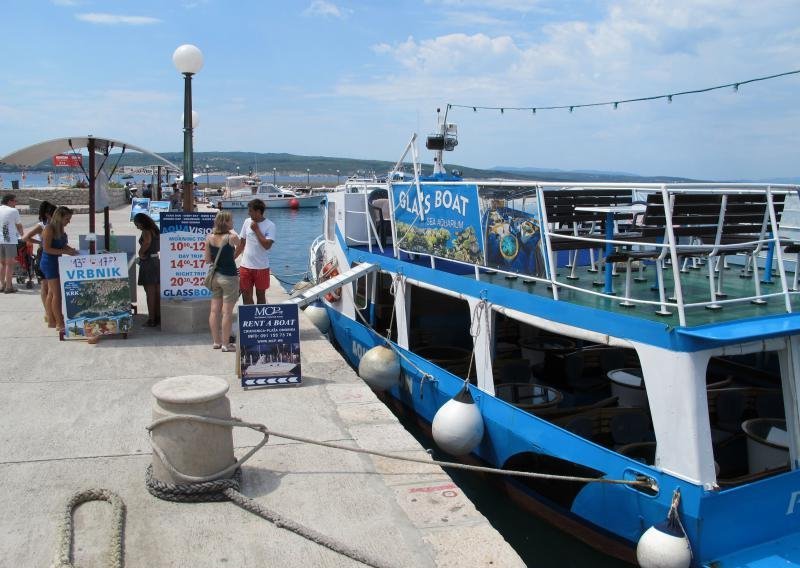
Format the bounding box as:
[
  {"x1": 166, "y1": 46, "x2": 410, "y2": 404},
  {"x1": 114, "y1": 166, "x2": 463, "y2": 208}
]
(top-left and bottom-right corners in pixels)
[
  {"x1": 295, "y1": 115, "x2": 800, "y2": 565},
  {"x1": 211, "y1": 176, "x2": 324, "y2": 209}
]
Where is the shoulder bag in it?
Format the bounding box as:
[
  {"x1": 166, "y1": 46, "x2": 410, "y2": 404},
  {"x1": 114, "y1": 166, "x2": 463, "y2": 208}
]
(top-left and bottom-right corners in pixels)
[{"x1": 203, "y1": 235, "x2": 228, "y2": 290}]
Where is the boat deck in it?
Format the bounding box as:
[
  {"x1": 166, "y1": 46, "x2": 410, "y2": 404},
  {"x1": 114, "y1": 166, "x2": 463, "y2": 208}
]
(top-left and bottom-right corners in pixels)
[{"x1": 351, "y1": 244, "x2": 800, "y2": 330}]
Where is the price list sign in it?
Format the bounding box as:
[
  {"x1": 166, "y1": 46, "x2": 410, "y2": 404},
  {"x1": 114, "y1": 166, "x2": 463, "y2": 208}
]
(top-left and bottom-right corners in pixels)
[
  {"x1": 59, "y1": 252, "x2": 132, "y2": 340},
  {"x1": 159, "y1": 212, "x2": 216, "y2": 299},
  {"x1": 238, "y1": 304, "x2": 301, "y2": 388}
]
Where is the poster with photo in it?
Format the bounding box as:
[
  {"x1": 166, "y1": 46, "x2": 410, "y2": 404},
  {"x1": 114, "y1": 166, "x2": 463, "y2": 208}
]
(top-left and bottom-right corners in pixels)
[
  {"x1": 130, "y1": 197, "x2": 151, "y2": 221},
  {"x1": 59, "y1": 253, "x2": 132, "y2": 340},
  {"x1": 238, "y1": 304, "x2": 301, "y2": 388},
  {"x1": 148, "y1": 201, "x2": 171, "y2": 227},
  {"x1": 391, "y1": 182, "x2": 485, "y2": 264},
  {"x1": 483, "y1": 205, "x2": 545, "y2": 277},
  {"x1": 159, "y1": 211, "x2": 215, "y2": 300}
]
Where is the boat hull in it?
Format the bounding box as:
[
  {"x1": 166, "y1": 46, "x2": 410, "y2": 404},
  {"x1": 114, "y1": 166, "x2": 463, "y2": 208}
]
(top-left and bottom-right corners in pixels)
[{"x1": 321, "y1": 302, "x2": 800, "y2": 565}]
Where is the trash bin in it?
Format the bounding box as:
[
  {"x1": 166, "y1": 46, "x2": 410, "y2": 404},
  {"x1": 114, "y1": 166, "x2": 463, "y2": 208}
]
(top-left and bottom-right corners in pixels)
[{"x1": 11, "y1": 180, "x2": 19, "y2": 190}]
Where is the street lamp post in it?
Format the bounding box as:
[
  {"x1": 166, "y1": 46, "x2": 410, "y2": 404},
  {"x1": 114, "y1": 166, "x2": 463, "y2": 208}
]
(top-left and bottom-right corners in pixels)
[
  {"x1": 205, "y1": 164, "x2": 209, "y2": 186},
  {"x1": 236, "y1": 166, "x2": 240, "y2": 177},
  {"x1": 306, "y1": 168, "x2": 310, "y2": 187},
  {"x1": 273, "y1": 167, "x2": 276, "y2": 185},
  {"x1": 337, "y1": 169, "x2": 340, "y2": 185},
  {"x1": 173, "y1": 44, "x2": 203, "y2": 212}
]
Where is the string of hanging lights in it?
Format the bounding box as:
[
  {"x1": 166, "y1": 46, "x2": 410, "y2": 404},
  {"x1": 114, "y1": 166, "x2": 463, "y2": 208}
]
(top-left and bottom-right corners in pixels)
[{"x1": 446, "y1": 68, "x2": 800, "y2": 116}]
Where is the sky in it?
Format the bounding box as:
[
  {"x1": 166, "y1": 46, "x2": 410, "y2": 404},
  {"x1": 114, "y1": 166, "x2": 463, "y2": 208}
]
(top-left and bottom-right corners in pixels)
[{"x1": 1, "y1": 0, "x2": 799, "y2": 180}]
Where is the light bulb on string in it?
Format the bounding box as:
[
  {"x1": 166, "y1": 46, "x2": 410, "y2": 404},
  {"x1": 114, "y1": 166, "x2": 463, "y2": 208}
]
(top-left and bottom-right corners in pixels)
[
  {"x1": 500, "y1": 108, "x2": 504, "y2": 114},
  {"x1": 473, "y1": 107, "x2": 477, "y2": 112},
  {"x1": 733, "y1": 83, "x2": 739, "y2": 93},
  {"x1": 569, "y1": 106, "x2": 574, "y2": 113},
  {"x1": 613, "y1": 102, "x2": 619, "y2": 110},
  {"x1": 667, "y1": 95, "x2": 673, "y2": 104},
  {"x1": 531, "y1": 108, "x2": 536, "y2": 115}
]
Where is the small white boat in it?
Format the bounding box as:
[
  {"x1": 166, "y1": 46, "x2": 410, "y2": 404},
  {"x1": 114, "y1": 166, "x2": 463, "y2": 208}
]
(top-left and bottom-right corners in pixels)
[
  {"x1": 243, "y1": 355, "x2": 298, "y2": 377},
  {"x1": 211, "y1": 176, "x2": 324, "y2": 209}
]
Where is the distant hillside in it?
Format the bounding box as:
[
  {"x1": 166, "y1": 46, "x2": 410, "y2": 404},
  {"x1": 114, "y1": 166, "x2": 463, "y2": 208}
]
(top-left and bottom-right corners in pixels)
[
  {"x1": 494, "y1": 165, "x2": 701, "y2": 183},
  {"x1": 2, "y1": 150, "x2": 702, "y2": 183}
]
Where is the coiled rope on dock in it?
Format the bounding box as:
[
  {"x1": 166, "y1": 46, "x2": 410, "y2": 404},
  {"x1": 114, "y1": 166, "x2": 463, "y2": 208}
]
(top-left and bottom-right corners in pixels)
[
  {"x1": 51, "y1": 488, "x2": 126, "y2": 568},
  {"x1": 146, "y1": 415, "x2": 395, "y2": 568}
]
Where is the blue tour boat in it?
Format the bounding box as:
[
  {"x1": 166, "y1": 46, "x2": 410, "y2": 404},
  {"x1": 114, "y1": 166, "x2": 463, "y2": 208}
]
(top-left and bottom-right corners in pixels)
[{"x1": 295, "y1": 115, "x2": 800, "y2": 566}]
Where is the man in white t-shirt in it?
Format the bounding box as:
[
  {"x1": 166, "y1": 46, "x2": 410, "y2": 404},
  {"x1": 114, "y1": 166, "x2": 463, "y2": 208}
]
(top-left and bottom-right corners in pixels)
[
  {"x1": 234, "y1": 198, "x2": 276, "y2": 304},
  {"x1": 0, "y1": 194, "x2": 24, "y2": 293}
]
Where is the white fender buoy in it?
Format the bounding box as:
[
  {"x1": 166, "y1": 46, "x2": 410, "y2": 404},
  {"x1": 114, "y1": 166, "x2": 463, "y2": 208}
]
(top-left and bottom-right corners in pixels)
[
  {"x1": 303, "y1": 301, "x2": 330, "y2": 333},
  {"x1": 358, "y1": 345, "x2": 400, "y2": 391},
  {"x1": 432, "y1": 384, "x2": 484, "y2": 456},
  {"x1": 636, "y1": 489, "x2": 692, "y2": 568}
]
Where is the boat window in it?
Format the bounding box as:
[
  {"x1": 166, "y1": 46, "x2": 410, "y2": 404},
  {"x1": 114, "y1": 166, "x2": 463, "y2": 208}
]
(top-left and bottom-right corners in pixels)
[
  {"x1": 707, "y1": 351, "x2": 789, "y2": 487},
  {"x1": 408, "y1": 286, "x2": 472, "y2": 382},
  {"x1": 326, "y1": 201, "x2": 335, "y2": 241},
  {"x1": 365, "y1": 272, "x2": 397, "y2": 342}
]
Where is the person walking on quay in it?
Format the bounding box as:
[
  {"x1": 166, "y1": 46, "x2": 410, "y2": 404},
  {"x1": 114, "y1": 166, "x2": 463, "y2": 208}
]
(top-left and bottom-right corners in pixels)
[
  {"x1": 40, "y1": 207, "x2": 77, "y2": 331},
  {"x1": 169, "y1": 183, "x2": 182, "y2": 211},
  {"x1": 0, "y1": 194, "x2": 24, "y2": 293},
  {"x1": 133, "y1": 213, "x2": 161, "y2": 327},
  {"x1": 205, "y1": 211, "x2": 240, "y2": 351},
  {"x1": 234, "y1": 198, "x2": 275, "y2": 304},
  {"x1": 22, "y1": 200, "x2": 57, "y2": 320}
]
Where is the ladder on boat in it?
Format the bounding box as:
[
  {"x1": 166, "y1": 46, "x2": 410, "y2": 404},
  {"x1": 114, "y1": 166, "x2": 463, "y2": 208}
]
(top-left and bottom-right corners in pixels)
[{"x1": 287, "y1": 262, "x2": 380, "y2": 308}]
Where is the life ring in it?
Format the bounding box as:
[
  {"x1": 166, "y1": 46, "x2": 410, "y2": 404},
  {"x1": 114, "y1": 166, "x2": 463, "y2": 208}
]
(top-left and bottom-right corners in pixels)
[{"x1": 320, "y1": 261, "x2": 342, "y2": 302}]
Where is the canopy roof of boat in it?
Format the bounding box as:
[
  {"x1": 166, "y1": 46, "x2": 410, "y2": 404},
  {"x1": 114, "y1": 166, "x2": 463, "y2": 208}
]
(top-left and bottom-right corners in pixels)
[{"x1": 0, "y1": 136, "x2": 180, "y2": 170}]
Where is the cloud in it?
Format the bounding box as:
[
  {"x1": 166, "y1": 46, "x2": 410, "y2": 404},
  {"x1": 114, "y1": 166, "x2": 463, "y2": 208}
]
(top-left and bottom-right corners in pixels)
[
  {"x1": 428, "y1": 0, "x2": 544, "y2": 11},
  {"x1": 303, "y1": 1, "x2": 345, "y2": 18},
  {"x1": 351, "y1": 0, "x2": 800, "y2": 109},
  {"x1": 76, "y1": 13, "x2": 162, "y2": 25},
  {"x1": 373, "y1": 33, "x2": 520, "y2": 75}
]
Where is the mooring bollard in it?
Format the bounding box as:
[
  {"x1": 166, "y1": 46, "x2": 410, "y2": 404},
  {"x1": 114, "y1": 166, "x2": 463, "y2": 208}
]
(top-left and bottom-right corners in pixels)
[{"x1": 150, "y1": 375, "x2": 236, "y2": 484}]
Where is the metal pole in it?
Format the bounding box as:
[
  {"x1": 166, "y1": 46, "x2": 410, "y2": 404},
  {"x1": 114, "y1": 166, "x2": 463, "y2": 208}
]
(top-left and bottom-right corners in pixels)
[
  {"x1": 182, "y1": 72, "x2": 194, "y2": 212},
  {"x1": 88, "y1": 137, "x2": 96, "y2": 254},
  {"x1": 157, "y1": 165, "x2": 163, "y2": 201}
]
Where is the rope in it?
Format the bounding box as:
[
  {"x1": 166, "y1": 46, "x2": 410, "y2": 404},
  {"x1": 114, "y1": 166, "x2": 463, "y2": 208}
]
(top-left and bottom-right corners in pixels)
[
  {"x1": 149, "y1": 414, "x2": 653, "y2": 489},
  {"x1": 465, "y1": 299, "x2": 488, "y2": 383},
  {"x1": 142, "y1": 411, "x2": 654, "y2": 566},
  {"x1": 145, "y1": 416, "x2": 395, "y2": 568},
  {"x1": 51, "y1": 488, "x2": 126, "y2": 568}
]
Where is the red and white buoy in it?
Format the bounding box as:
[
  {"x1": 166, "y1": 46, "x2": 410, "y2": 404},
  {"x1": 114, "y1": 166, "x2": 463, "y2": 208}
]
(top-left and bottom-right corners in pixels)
[{"x1": 289, "y1": 198, "x2": 300, "y2": 209}]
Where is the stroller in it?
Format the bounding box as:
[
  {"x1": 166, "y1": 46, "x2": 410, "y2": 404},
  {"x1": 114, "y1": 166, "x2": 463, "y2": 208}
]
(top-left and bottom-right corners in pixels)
[{"x1": 14, "y1": 242, "x2": 36, "y2": 289}]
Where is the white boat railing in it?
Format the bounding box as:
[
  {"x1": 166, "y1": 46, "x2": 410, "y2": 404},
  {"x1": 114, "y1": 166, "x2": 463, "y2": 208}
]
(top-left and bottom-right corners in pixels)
[
  {"x1": 532, "y1": 183, "x2": 798, "y2": 326},
  {"x1": 343, "y1": 192, "x2": 386, "y2": 254}
]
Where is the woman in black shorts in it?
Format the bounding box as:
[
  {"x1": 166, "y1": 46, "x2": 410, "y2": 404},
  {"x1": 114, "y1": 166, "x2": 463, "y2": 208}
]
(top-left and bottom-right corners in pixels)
[{"x1": 133, "y1": 213, "x2": 161, "y2": 327}]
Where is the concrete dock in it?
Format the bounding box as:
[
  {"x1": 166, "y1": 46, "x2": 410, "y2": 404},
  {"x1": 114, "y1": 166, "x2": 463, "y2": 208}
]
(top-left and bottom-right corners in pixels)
[{"x1": 0, "y1": 205, "x2": 524, "y2": 567}]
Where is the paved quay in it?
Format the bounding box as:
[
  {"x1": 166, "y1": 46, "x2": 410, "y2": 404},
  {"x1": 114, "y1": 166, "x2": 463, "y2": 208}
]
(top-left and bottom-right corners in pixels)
[{"x1": 0, "y1": 205, "x2": 524, "y2": 567}]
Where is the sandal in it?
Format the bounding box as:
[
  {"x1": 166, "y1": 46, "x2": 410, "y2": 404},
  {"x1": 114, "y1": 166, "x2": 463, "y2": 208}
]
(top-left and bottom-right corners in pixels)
[
  {"x1": 212, "y1": 343, "x2": 222, "y2": 349},
  {"x1": 221, "y1": 343, "x2": 236, "y2": 352}
]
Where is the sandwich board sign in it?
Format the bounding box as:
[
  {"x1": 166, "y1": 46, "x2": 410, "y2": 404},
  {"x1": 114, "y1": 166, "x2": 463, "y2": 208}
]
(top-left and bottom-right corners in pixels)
[
  {"x1": 238, "y1": 304, "x2": 301, "y2": 388},
  {"x1": 59, "y1": 252, "x2": 132, "y2": 340}
]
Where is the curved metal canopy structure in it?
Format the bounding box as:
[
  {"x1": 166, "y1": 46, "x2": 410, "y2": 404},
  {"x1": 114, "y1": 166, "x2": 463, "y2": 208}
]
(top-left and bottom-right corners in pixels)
[
  {"x1": 0, "y1": 136, "x2": 181, "y2": 253},
  {"x1": 0, "y1": 136, "x2": 179, "y2": 169}
]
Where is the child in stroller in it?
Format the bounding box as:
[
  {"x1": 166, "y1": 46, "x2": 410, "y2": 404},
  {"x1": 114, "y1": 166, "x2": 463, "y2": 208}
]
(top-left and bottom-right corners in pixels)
[{"x1": 14, "y1": 241, "x2": 35, "y2": 289}]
